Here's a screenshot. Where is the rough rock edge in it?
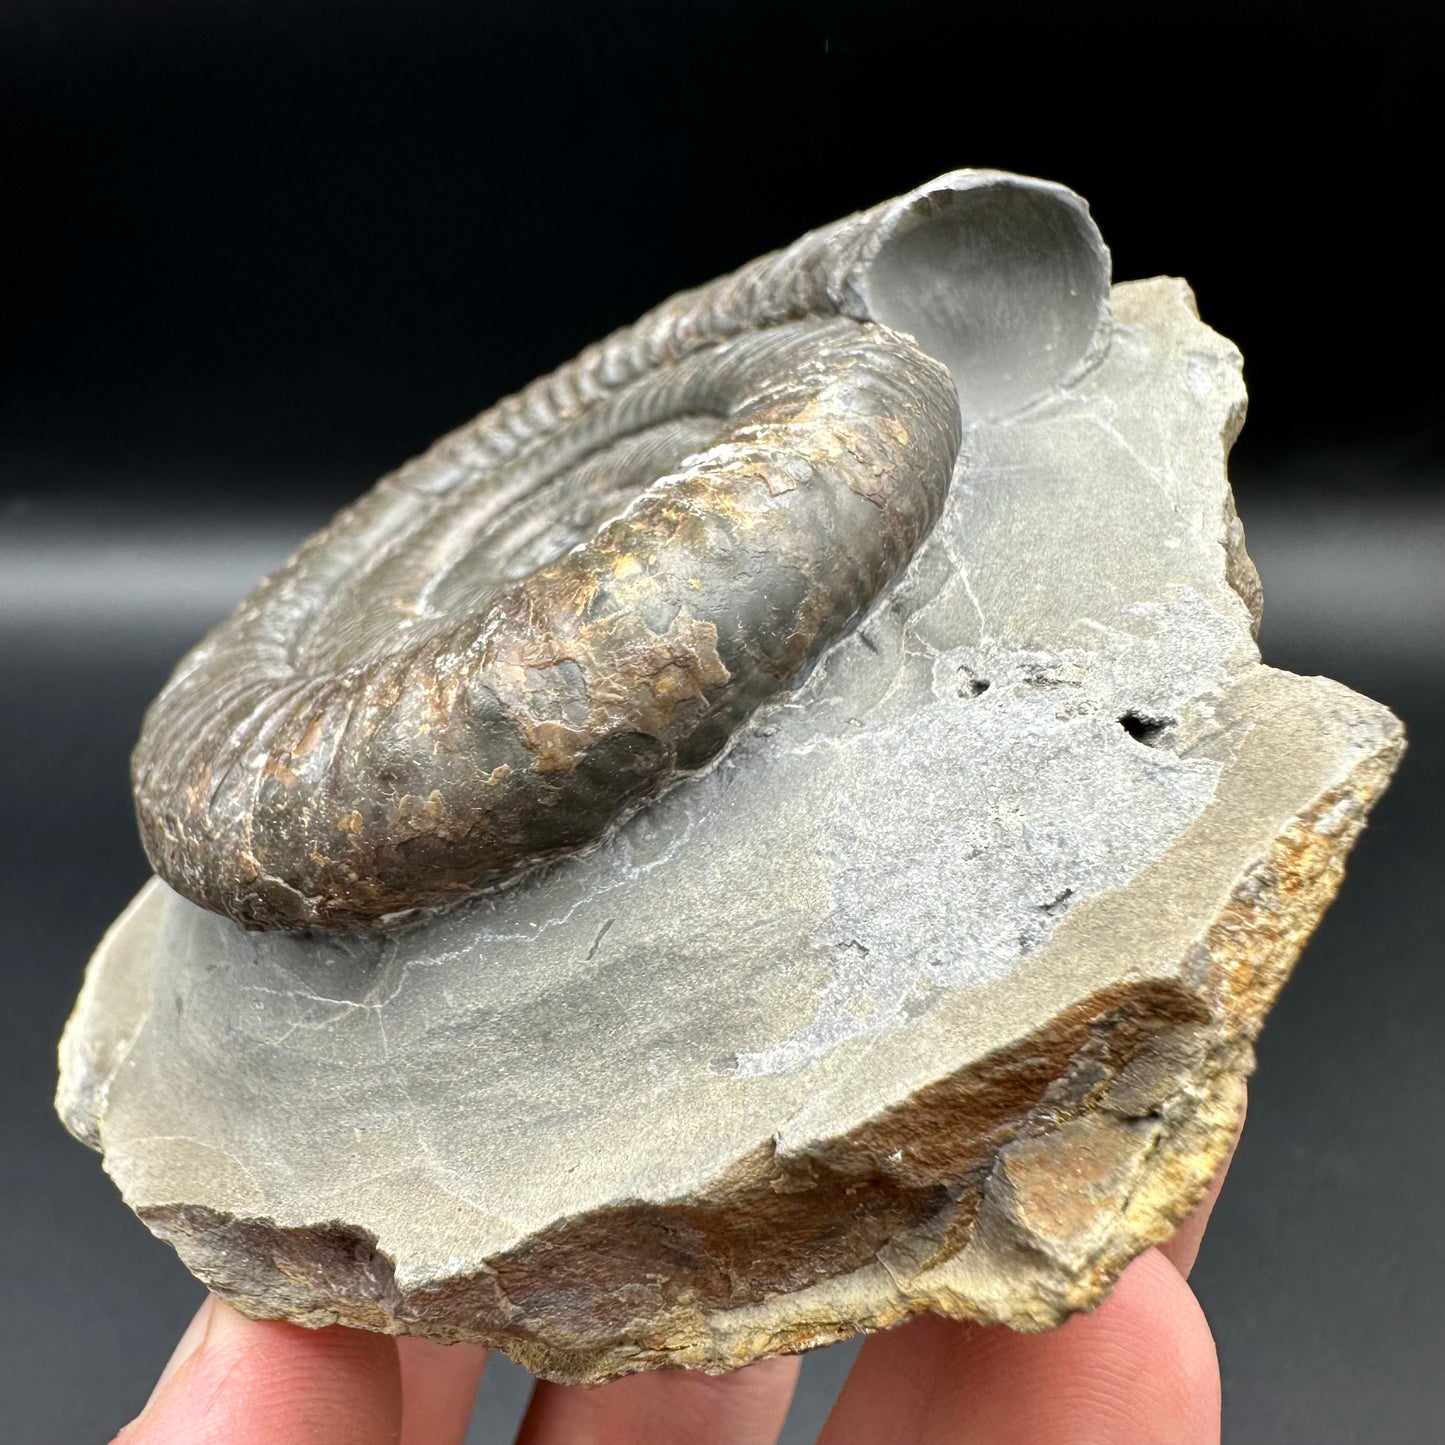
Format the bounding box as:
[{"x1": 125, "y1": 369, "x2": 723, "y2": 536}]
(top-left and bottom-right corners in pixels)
[
  {"x1": 1174, "y1": 278, "x2": 1260, "y2": 639},
  {"x1": 56, "y1": 885, "x2": 162, "y2": 1152},
  {"x1": 126, "y1": 727, "x2": 1402, "y2": 1384}
]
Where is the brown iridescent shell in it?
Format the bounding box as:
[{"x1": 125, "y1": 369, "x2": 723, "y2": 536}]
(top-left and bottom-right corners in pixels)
[{"x1": 131, "y1": 171, "x2": 1109, "y2": 931}]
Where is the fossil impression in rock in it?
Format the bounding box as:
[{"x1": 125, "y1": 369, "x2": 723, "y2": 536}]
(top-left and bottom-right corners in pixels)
[{"x1": 58, "y1": 170, "x2": 1402, "y2": 1383}]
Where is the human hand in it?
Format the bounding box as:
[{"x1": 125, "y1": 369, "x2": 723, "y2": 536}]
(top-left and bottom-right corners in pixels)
[{"x1": 114, "y1": 1097, "x2": 1241, "y2": 1445}]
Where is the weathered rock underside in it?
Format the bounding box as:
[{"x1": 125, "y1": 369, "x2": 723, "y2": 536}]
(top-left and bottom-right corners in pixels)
[{"x1": 57, "y1": 278, "x2": 1402, "y2": 1383}]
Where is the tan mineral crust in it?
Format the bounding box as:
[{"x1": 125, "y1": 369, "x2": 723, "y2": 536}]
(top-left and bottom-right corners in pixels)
[{"x1": 57, "y1": 277, "x2": 1402, "y2": 1383}]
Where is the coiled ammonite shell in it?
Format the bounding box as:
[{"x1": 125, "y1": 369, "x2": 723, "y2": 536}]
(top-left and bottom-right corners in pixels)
[{"x1": 132, "y1": 171, "x2": 1109, "y2": 931}]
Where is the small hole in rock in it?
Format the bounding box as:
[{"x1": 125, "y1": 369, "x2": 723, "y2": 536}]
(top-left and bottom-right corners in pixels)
[
  {"x1": 1119, "y1": 712, "x2": 1171, "y2": 747},
  {"x1": 958, "y1": 671, "x2": 991, "y2": 699}
]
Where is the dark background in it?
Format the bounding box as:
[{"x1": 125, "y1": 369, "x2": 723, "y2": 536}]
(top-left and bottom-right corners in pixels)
[{"x1": 2, "y1": 3, "x2": 1441, "y2": 1441}]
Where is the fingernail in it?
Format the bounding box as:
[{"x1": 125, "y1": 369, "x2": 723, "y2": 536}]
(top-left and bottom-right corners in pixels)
[{"x1": 142, "y1": 1295, "x2": 216, "y2": 1412}]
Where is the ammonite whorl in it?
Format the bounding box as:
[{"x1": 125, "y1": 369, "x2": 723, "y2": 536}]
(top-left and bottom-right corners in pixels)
[{"x1": 132, "y1": 170, "x2": 1110, "y2": 931}]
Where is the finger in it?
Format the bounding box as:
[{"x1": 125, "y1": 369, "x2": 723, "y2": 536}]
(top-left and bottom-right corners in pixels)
[
  {"x1": 142, "y1": 1294, "x2": 214, "y2": 1410},
  {"x1": 1158, "y1": 1085, "x2": 1248, "y2": 1278},
  {"x1": 398, "y1": 1337, "x2": 488, "y2": 1445},
  {"x1": 516, "y1": 1353, "x2": 801, "y2": 1445},
  {"x1": 115, "y1": 1297, "x2": 403, "y2": 1445},
  {"x1": 819, "y1": 1248, "x2": 1219, "y2": 1445}
]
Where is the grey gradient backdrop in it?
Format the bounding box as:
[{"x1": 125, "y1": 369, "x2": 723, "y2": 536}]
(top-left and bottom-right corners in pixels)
[{"x1": 3, "y1": 3, "x2": 1442, "y2": 1441}]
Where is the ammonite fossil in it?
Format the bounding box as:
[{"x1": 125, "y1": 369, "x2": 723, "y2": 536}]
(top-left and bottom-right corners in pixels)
[{"x1": 132, "y1": 171, "x2": 1109, "y2": 931}]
